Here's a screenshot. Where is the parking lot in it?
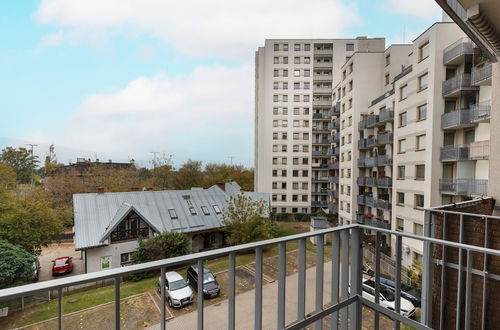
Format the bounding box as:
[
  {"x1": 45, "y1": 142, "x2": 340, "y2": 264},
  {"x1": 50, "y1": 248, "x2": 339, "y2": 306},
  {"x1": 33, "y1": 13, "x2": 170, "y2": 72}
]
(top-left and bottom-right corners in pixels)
[{"x1": 38, "y1": 242, "x2": 84, "y2": 282}]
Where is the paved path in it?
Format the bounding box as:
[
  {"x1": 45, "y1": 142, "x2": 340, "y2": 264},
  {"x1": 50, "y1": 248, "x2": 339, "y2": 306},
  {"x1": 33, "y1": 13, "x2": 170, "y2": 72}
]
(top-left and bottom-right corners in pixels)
[{"x1": 151, "y1": 261, "x2": 348, "y2": 330}]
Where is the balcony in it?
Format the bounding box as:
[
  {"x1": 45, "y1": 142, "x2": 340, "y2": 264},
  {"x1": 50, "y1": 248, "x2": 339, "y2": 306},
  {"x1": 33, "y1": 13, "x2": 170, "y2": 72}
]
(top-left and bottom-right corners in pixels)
[
  {"x1": 332, "y1": 118, "x2": 340, "y2": 128},
  {"x1": 358, "y1": 119, "x2": 366, "y2": 131},
  {"x1": 329, "y1": 147, "x2": 340, "y2": 156},
  {"x1": 313, "y1": 62, "x2": 333, "y2": 69},
  {"x1": 328, "y1": 189, "x2": 339, "y2": 198},
  {"x1": 328, "y1": 161, "x2": 339, "y2": 170},
  {"x1": 312, "y1": 188, "x2": 328, "y2": 195},
  {"x1": 313, "y1": 74, "x2": 333, "y2": 82},
  {"x1": 377, "y1": 110, "x2": 394, "y2": 125},
  {"x1": 313, "y1": 48, "x2": 333, "y2": 55},
  {"x1": 312, "y1": 139, "x2": 330, "y2": 145},
  {"x1": 313, "y1": 100, "x2": 333, "y2": 107},
  {"x1": 366, "y1": 114, "x2": 379, "y2": 128},
  {"x1": 312, "y1": 150, "x2": 327, "y2": 157},
  {"x1": 440, "y1": 145, "x2": 469, "y2": 161},
  {"x1": 376, "y1": 177, "x2": 392, "y2": 188},
  {"x1": 439, "y1": 178, "x2": 488, "y2": 195},
  {"x1": 370, "y1": 89, "x2": 395, "y2": 106},
  {"x1": 358, "y1": 195, "x2": 375, "y2": 207},
  {"x1": 472, "y1": 62, "x2": 492, "y2": 86},
  {"x1": 375, "y1": 199, "x2": 392, "y2": 211},
  {"x1": 313, "y1": 87, "x2": 333, "y2": 95},
  {"x1": 312, "y1": 177, "x2": 329, "y2": 182},
  {"x1": 329, "y1": 176, "x2": 339, "y2": 184},
  {"x1": 442, "y1": 73, "x2": 478, "y2": 97},
  {"x1": 443, "y1": 37, "x2": 475, "y2": 65},
  {"x1": 357, "y1": 214, "x2": 391, "y2": 229},
  {"x1": 2, "y1": 208, "x2": 499, "y2": 330},
  {"x1": 471, "y1": 103, "x2": 491, "y2": 122},
  {"x1": 376, "y1": 133, "x2": 393, "y2": 146},
  {"x1": 311, "y1": 200, "x2": 328, "y2": 207},
  {"x1": 469, "y1": 140, "x2": 490, "y2": 159},
  {"x1": 332, "y1": 132, "x2": 340, "y2": 143},
  {"x1": 312, "y1": 113, "x2": 330, "y2": 120},
  {"x1": 357, "y1": 176, "x2": 376, "y2": 186},
  {"x1": 358, "y1": 156, "x2": 392, "y2": 168},
  {"x1": 110, "y1": 228, "x2": 149, "y2": 243},
  {"x1": 441, "y1": 105, "x2": 491, "y2": 129},
  {"x1": 312, "y1": 125, "x2": 331, "y2": 133}
]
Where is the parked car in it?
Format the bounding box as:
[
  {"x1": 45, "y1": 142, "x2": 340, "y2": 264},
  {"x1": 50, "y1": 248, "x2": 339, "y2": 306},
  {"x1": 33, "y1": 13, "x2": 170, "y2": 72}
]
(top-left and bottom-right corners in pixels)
[
  {"x1": 362, "y1": 279, "x2": 416, "y2": 319},
  {"x1": 33, "y1": 258, "x2": 41, "y2": 281},
  {"x1": 51, "y1": 256, "x2": 73, "y2": 276},
  {"x1": 157, "y1": 271, "x2": 194, "y2": 308},
  {"x1": 370, "y1": 274, "x2": 421, "y2": 307},
  {"x1": 186, "y1": 265, "x2": 221, "y2": 298}
]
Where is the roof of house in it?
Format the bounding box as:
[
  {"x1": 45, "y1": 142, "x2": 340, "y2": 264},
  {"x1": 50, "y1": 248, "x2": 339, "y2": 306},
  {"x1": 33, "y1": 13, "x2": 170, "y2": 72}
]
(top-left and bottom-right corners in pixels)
[{"x1": 73, "y1": 182, "x2": 270, "y2": 250}]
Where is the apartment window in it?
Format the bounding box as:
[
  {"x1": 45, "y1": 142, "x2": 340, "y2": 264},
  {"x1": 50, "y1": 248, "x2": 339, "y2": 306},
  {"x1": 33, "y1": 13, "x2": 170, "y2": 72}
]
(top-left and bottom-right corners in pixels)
[
  {"x1": 303, "y1": 133, "x2": 309, "y2": 140},
  {"x1": 419, "y1": 41, "x2": 429, "y2": 60},
  {"x1": 418, "y1": 73, "x2": 428, "y2": 90},
  {"x1": 303, "y1": 145, "x2": 309, "y2": 152},
  {"x1": 273, "y1": 70, "x2": 279, "y2": 77},
  {"x1": 292, "y1": 195, "x2": 298, "y2": 201},
  {"x1": 416, "y1": 134, "x2": 426, "y2": 150},
  {"x1": 302, "y1": 195, "x2": 308, "y2": 202},
  {"x1": 294, "y1": 95, "x2": 300, "y2": 102},
  {"x1": 294, "y1": 57, "x2": 300, "y2": 64},
  {"x1": 302, "y1": 157, "x2": 308, "y2": 164},
  {"x1": 273, "y1": 132, "x2": 278, "y2": 140},
  {"x1": 397, "y1": 166, "x2": 405, "y2": 179},
  {"x1": 304, "y1": 44, "x2": 311, "y2": 51},
  {"x1": 273, "y1": 108, "x2": 278, "y2": 115},
  {"x1": 396, "y1": 218, "x2": 404, "y2": 231},
  {"x1": 293, "y1": 145, "x2": 299, "y2": 152},
  {"x1": 273, "y1": 57, "x2": 279, "y2": 64},
  {"x1": 282, "y1": 170, "x2": 287, "y2": 177},
  {"x1": 400, "y1": 84, "x2": 408, "y2": 100},
  {"x1": 414, "y1": 223, "x2": 423, "y2": 236},
  {"x1": 283, "y1": 69, "x2": 288, "y2": 77},
  {"x1": 303, "y1": 107, "x2": 309, "y2": 114},
  {"x1": 304, "y1": 70, "x2": 310, "y2": 77},
  {"x1": 272, "y1": 170, "x2": 277, "y2": 177},
  {"x1": 294, "y1": 82, "x2": 300, "y2": 90},
  {"x1": 304, "y1": 57, "x2": 310, "y2": 64},
  {"x1": 293, "y1": 182, "x2": 299, "y2": 190},
  {"x1": 282, "y1": 158, "x2": 287, "y2": 165},
  {"x1": 294, "y1": 44, "x2": 301, "y2": 51},
  {"x1": 283, "y1": 44, "x2": 288, "y2": 51},
  {"x1": 293, "y1": 107, "x2": 300, "y2": 115},
  {"x1": 293, "y1": 170, "x2": 299, "y2": 177},
  {"x1": 385, "y1": 54, "x2": 390, "y2": 66},
  {"x1": 282, "y1": 145, "x2": 287, "y2": 152},
  {"x1": 302, "y1": 182, "x2": 308, "y2": 189},
  {"x1": 304, "y1": 82, "x2": 310, "y2": 89},
  {"x1": 417, "y1": 104, "x2": 427, "y2": 121},
  {"x1": 293, "y1": 157, "x2": 299, "y2": 165},
  {"x1": 282, "y1": 107, "x2": 288, "y2": 115},
  {"x1": 304, "y1": 95, "x2": 310, "y2": 102},
  {"x1": 273, "y1": 120, "x2": 278, "y2": 128},
  {"x1": 274, "y1": 44, "x2": 279, "y2": 51},
  {"x1": 120, "y1": 252, "x2": 132, "y2": 265},
  {"x1": 302, "y1": 170, "x2": 308, "y2": 177},
  {"x1": 414, "y1": 252, "x2": 423, "y2": 263},
  {"x1": 415, "y1": 194, "x2": 424, "y2": 209},
  {"x1": 293, "y1": 132, "x2": 299, "y2": 140},
  {"x1": 272, "y1": 158, "x2": 278, "y2": 165},
  {"x1": 385, "y1": 73, "x2": 390, "y2": 86},
  {"x1": 415, "y1": 165, "x2": 425, "y2": 180},
  {"x1": 281, "y1": 195, "x2": 287, "y2": 201},
  {"x1": 398, "y1": 139, "x2": 406, "y2": 153},
  {"x1": 282, "y1": 132, "x2": 287, "y2": 140},
  {"x1": 282, "y1": 95, "x2": 288, "y2": 102},
  {"x1": 397, "y1": 192, "x2": 405, "y2": 206},
  {"x1": 273, "y1": 82, "x2": 279, "y2": 90},
  {"x1": 294, "y1": 70, "x2": 300, "y2": 77},
  {"x1": 399, "y1": 112, "x2": 407, "y2": 127},
  {"x1": 346, "y1": 43, "x2": 354, "y2": 51}
]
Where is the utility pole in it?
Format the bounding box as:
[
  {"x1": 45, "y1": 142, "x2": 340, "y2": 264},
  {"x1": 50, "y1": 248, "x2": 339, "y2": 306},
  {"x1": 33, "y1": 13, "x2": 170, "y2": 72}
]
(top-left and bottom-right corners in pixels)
[
  {"x1": 26, "y1": 144, "x2": 38, "y2": 188},
  {"x1": 228, "y1": 156, "x2": 235, "y2": 166},
  {"x1": 151, "y1": 151, "x2": 159, "y2": 173}
]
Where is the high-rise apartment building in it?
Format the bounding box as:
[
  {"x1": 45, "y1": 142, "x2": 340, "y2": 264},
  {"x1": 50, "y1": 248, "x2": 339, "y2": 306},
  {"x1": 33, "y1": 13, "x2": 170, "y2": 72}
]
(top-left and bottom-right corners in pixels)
[{"x1": 255, "y1": 38, "x2": 385, "y2": 214}]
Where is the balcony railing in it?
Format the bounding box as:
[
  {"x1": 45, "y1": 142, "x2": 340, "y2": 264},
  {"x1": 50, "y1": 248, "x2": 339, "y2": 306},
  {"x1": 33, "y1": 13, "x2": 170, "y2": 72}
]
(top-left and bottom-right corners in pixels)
[
  {"x1": 441, "y1": 105, "x2": 491, "y2": 129},
  {"x1": 313, "y1": 87, "x2": 333, "y2": 95},
  {"x1": 376, "y1": 177, "x2": 392, "y2": 188},
  {"x1": 328, "y1": 189, "x2": 339, "y2": 198},
  {"x1": 376, "y1": 133, "x2": 393, "y2": 146},
  {"x1": 358, "y1": 119, "x2": 366, "y2": 131},
  {"x1": 313, "y1": 62, "x2": 333, "y2": 69},
  {"x1": 375, "y1": 199, "x2": 392, "y2": 210},
  {"x1": 312, "y1": 177, "x2": 329, "y2": 182},
  {"x1": 328, "y1": 161, "x2": 339, "y2": 170},
  {"x1": 471, "y1": 62, "x2": 492, "y2": 86},
  {"x1": 370, "y1": 89, "x2": 395, "y2": 106},
  {"x1": 312, "y1": 113, "x2": 330, "y2": 120},
  {"x1": 357, "y1": 214, "x2": 391, "y2": 229},
  {"x1": 469, "y1": 140, "x2": 490, "y2": 159},
  {"x1": 358, "y1": 156, "x2": 392, "y2": 168},
  {"x1": 312, "y1": 125, "x2": 331, "y2": 132},
  {"x1": 439, "y1": 178, "x2": 488, "y2": 195},
  {"x1": 470, "y1": 103, "x2": 491, "y2": 122},
  {"x1": 313, "y1": 74, "x2": 333, "y2": 82},
  {"x1": 312, "y1": 139, "x2": 330, "y2": 145},
  {"x1": 367, "y1": 115, "x2": 379, "y2": 128},
  {"x1": 312, "y1": 150, "x2": 326, "y2": 157},
  {"x1": 329, "y1": 176, "x2": 339, "y2": 184},
  {"x1": 313, "y1": 48, "x2": 333, "y2": 55},
  {"x1": 313, "y1": 100, "x2": 333, "y2": 107},
  {"x1": 332, "y1": 118, "x2": 340, "y2": 128},
  {"x1": 110, "y1": 228, "x2": 149, "y2": 243},
  {"x1": 311, "y1": 200, "x2": 328, "y2": 207},
  {"x1": 440, "y1": 145, "x2": 469, "y2": 161},
  {"x1": 443, "y1": 37, "x2": 475, "y2": 65},
  {"x1": 442, "y1": 73, "x2": 478, "y2": 97},
  {"x1": 2, "y1": 208, "x2": 500, "y2": 330}
]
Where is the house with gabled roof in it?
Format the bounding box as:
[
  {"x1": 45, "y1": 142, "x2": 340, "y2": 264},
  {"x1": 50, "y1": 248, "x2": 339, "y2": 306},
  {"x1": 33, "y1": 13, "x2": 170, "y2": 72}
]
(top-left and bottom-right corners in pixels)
[{"x1": 73, "y1": 182, "x2": 269, "y2": 273}]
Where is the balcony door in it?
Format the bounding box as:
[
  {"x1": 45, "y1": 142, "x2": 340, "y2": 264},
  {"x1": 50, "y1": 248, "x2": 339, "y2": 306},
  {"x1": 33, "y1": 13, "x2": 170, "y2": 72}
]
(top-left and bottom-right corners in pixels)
[
  {"x1": 464, "y1": 129, "x2": 475, "y2": 144},
  {"x1": 443, "y1": 164, "x2": 454, "y2": 180},
  {"x1": 444, "y1": 132, "x2": 455, "y2": 146}
]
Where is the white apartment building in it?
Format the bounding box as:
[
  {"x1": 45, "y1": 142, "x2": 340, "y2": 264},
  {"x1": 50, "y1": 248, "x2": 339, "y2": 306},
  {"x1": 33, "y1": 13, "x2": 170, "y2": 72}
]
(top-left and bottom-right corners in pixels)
[{"x1": 255, "y1": 38, "x2": 385, "y2": 214}]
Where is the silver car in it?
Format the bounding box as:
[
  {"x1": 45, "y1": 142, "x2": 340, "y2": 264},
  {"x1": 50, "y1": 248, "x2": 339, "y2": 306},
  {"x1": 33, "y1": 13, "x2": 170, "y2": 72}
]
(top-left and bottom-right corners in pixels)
[{"x1": 157, "y1": 271, "x2": 194, "y2": 308}]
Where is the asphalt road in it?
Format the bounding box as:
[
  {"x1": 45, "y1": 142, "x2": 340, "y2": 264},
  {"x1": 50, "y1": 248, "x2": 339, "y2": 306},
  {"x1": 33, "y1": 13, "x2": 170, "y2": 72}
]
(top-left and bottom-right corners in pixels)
[{"x1": 38, "y1": 242, "x2": 84, "y2": 281}]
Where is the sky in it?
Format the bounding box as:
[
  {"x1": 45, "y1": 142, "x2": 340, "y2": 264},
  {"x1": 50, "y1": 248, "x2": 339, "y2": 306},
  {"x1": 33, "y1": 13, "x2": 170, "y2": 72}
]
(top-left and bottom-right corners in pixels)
[{"x1": 0, "y1": 0, "x2": 441, "y2": 168}]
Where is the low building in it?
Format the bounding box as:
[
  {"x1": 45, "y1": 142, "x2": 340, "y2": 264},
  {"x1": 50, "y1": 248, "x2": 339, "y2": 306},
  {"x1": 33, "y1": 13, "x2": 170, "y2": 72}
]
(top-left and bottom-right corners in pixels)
[{"x1": 73, "y1": 182, "x2": 269, "y2": 273}]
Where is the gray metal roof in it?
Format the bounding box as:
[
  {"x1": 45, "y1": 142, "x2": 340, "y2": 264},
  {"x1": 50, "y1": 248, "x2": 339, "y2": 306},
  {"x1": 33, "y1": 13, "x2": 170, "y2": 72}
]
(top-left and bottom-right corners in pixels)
[{"x1": 73, "y1": 183, "x2": 270, "y2": 250}]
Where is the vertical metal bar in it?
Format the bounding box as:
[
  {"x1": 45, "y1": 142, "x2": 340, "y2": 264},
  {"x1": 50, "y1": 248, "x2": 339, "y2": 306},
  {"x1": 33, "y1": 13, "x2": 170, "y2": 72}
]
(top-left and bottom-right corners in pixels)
[
  {"x1": 57, "y1": 287, "x2": 63, "y2": 330},
  {"x1": 297, "y1": 238, "x2": 306, "y2": 324},
  {"x1": 422, "y1": 209, "x2": 433, "y2": 326},
  {"x1": 228, "y1": 253, "x2": 236, "y2": 330},
  {"x1": 115, "y1": 277, "x2": 120, "y2": 330},
  {"x1": 315, "y1": 235, "x2": 324, "y2": 330},
  {"x1": 456, "y1": 214, "x2": 464, "y2": 330},
  {"x1": 331, "y1": 231, "x2": 340, "y2": 330},
  {"x1": 481, "y1": 217, "x2": 488, "y2": 330},
  {"x1": 374, "y1": 232, "x2": 381, "y2": 330},
  {"x1": 439, "y1": 214, "x2": 447, "y2": 330},
  {"x1": 340, "y1": 230, "x2": 349, "y2": 330},
  {"x1": 254, "y1": 248, "x2": 263, "y2": 330},
  {"x1": 350, "y1": 227, "x2": 362, "y2": 330},
  {"x1": 197, "y1": 258, "x2": 204, "y2": 330},
  {"x1": 464, "y1": 250, "x2": 473, "y2": 330},
  {"x1": 394, "y1": 235, "x2": 402, "y2": 330},
  {"x1": 160, "y1": 266, "x2": 166, "y2": 330},
  {"x1": 277, "y1": 242, "x2": 286, "y2": 329}
]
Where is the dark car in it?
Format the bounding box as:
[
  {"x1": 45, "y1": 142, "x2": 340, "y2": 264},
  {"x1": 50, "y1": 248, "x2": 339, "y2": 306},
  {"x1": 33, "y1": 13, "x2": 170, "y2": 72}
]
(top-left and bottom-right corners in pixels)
[
  {"x1": 186, "y1": 265, "x2": 220, "y2": 298},
  {"x1": 370, "y1": 274, "x2": 421, "y2": 307}
]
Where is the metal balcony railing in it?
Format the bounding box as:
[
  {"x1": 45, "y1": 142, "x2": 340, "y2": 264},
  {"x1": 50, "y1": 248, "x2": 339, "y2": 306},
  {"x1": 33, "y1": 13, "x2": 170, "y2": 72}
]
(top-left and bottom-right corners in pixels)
[
  {"x1": 311, "y1": 200, "x2": 328, "y2": 207},
  {"x1": 358, "y1": 139, "x2": 368, "y2": 150},
  {"x1": 313, "y1": 62, "x2": 333, "y2": 69},
  {"x1": 313, "y1": 74, "x2": 333, "y2": 82},
  {"x1": 443, "y1": 37, "x2": 475, "y2": 65},
  {"x1": 312, "y1": 150, "x2": 326, "y2": 157},
  {"x1": 440, "y1": 145, "x2": 469, "y2": 161},
  {"x1": 332, "y1": 118, "x2": 340, "y2": 128},
  {"x1": 328, "y1": 189, "x2": 339, "y2": 198},
  {"x1": 393, "y1": 65, "x2": 413, "y2": 82},
  {"x1": 471, "y1": 62, "x2": 492, "y2": 86},
  {"x1": 376, "y1": 133, "x2": 393, "y2": 146},
  {"x1": 358, "y1": 119, "x2": 366, "y2": 131},
  {"x1": 441, "y1": 109, "x2": 472, "y2": 129},
  {"x1": 312, "y1": 113, "x2": 330, "y2": 120},
  {"x1": 439, "y1": 178, "x2": 488, "y2": 195},
  {"x1": 312, "y1": 125, "x2": 331, "y2": 132},
  {"x1": 378, "y1": 110, "x2": 394, "y2": 124},
  {"x1": 367, "y1": 115, "x2": 379, "y2": 128},
  {"x1": 329, "y1": 176, "x2": 339, "y2": 184},
  {"x1": 376, "y1": 177, "x2": 392, "y2": 188},
  {"x1": 328, "y1": 161, "x2": 339, "y2": 170},
  {"x1": 442, "y1": 73, "x2": 478, "y2": 97},
  {"x1": 313, "y1": 48, "x2": 333, "y2": 55},
  {"x1": 357, "y1": 215, "x2": 391, "y2": 230},
  {"x1": 312, "y1": 139, "x2": 330, "y2": 145},
  {"x1": 2, "y1": 209, "x2": 500, "y2": 330},
  {"x1": 470, "y1": 102, "x2": 491, "y2": 122},
  {"x1": 312, "y1": 177, "x2": 329, "y2": 182},
  {"x1": 313, "y1": 87, "x2": 333, "y2": 95},
  {"x1": 469, "y1": 140, "x2": 490, "y2": 159},
  {"x1": 375, "y1": 199, "x2": 392, "y2": 210}
]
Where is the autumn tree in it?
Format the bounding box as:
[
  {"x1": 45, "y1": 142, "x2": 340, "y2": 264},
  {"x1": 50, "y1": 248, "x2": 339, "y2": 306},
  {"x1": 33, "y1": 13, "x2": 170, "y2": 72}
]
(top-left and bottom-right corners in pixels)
[
  {"x1": 0, "y1": 147, "x2": 39, "y2": 184},
  {"x1": 42, "y1": 144, "x2": 61, "y2": 176},
  {"x1": 0, "y1": 163, "x2": 17, "y2": 190},
  {"x1": 221, "y1": 193, "x2": 272, "y2": 245},
  {"x1": 170, "y1": 160, "x2": 204, "y2": 189}
]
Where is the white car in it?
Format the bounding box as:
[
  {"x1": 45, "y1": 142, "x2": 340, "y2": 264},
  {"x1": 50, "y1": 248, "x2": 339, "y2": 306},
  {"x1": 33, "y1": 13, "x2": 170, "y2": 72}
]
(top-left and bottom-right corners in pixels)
[
  {"x1": 362, "y1": 279, "x2": 416, "y2": 319},
  {"x1": 157, "y1": 271, "x2": 194, "y2": 308}
]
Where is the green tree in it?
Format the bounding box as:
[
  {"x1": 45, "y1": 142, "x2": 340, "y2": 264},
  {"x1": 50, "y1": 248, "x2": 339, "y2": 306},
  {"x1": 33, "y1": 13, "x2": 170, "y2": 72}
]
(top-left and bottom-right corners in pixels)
[
  {"x1": 407, "y1": 258, "x2": 422, "y2": 290},
  {"x1": 0, "y1": 163, "x2": 17, "y2": 190},
  {"x1": 221, "y1": 193, "x2": 272, "y2": 245},
  {"x1": 42, "y1": 144, "x2": 61, "y2": 176},
  {"x1": 171, "y1": 160, "x2": 204, "y2": 189},
  {"x1": 0, "y1": 240, "x2": 36, "y2": 289},
  {"x1": 0, "y1": 147, "x2": 39, "y2": 184}
]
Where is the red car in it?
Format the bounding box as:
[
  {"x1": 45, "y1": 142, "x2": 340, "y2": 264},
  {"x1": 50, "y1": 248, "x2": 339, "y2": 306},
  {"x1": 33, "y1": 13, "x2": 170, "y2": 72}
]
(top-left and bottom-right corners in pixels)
[{"x1": 52, "y1": 256, "x2": 73, "y2": 276}]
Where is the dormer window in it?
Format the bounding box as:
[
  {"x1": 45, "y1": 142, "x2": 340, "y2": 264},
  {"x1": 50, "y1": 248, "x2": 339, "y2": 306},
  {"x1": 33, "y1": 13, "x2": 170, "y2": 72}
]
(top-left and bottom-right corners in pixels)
[
  {"x1": 213, "y1": 205, "x2": 222, "y2": 214},
  {"x1": 201, "y1": 206, "x2": 210, "y2": 215},
  {"x1": 168, "y1": 209, "x2": 178, "y2": 219},
  {"x1": 185, "y1": 199, "x2": 197, "y2": 215}
]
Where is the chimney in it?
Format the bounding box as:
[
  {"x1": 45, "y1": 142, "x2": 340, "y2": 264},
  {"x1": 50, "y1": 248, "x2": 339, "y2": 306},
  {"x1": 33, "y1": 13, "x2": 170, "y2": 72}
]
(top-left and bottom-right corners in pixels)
[
  {"x1": 216, "y1": 182, "x2": 225, "y2": 191},
  {"x1": 130, "y1": 187, "x2": 140, "y2": 191},
  {"x1": 96, "y1": 187, "x2": 105, "y2": 194}
]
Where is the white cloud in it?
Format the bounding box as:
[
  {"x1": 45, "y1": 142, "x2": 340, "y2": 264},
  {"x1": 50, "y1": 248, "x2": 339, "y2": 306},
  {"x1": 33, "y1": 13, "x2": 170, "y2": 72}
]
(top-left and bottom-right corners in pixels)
[
  {"x1": 387, "y1": 0, "x2": 442, "y2": 19},
  {"x1": 30, "y1": 65, "x2": 256, "y2": 166},
  {"x1": 34, "y1": 0, "x2": 359, "y2": 59}
]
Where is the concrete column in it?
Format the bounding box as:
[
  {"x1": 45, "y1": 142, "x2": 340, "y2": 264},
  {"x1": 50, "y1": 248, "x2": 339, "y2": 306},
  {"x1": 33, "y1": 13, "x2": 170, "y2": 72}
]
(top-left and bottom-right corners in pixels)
[{"x1": 488, "y1": 61, "x2": 500, "y2": 214}]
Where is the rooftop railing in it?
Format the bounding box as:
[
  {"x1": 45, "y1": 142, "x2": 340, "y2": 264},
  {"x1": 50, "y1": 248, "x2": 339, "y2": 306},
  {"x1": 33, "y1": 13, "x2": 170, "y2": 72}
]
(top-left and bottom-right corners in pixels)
[{"x1": 1, "y1": 208, "x2": 500, "y2": 330}]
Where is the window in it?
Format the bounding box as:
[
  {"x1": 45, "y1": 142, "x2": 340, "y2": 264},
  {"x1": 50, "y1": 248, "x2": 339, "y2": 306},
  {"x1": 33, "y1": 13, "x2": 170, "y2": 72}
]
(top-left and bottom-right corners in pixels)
[
  {"x1": 273, "y1": 95, "x2": 278, "y2": 102},
  {"x1": 304, "y1": 57, "x2": 310, "y2": 64},
  {"x1": 397, "y1": 166, "x2": 405, "y2": 179},
  {"x1": 273, "y1": 69, "x2": 279, "y2": 77},
  {"x1": 293, "y1": 132, "x2": 299, "y2": 140},
  {"x1": 282, "y1": 95, "x2": 288, "y2": 102},
  {"x1": 417, "y1": 104, "x2": 427, "y2": 121},
  {"x1": 273, "y1": 120, "x2": 278, "y2": 127},
  {"x1": 416, "y1": 134, "x2": 426, "y2": 150},
  {"x1": 293, "y1": 158, "x2": 299, "y2": 165},
  {"x1": 294, "y1": 57, "x2": 300, "y2": 64},
  {"x1": 293, "y1": 170, "x2": 298, "y2": 177},
  {"x1": 293, "y1": 107, "x2": 299, "y2": 115},
  {"x1": 120, "y1": 252, "x2": 132, "y2": 265},
  {"x1": 272, "y1": 170, "x2": 277, "y2": 177},
  {"x1": 397, "y1": 192, "x2": 405, "y2": 206},
  {"x1": 168, "y1": 209, "x2": 178, "y2": 219},
  {"x1": 400, "y1": 84, "x2": 408, "y2": 100},
  {"x1": 282, "y1": 107, "x2": 288, "y2": 115},
  {"x1": 201, "y1": 206, "x2": 210, "y2": 215},
  {"x1": 346, "y1": 43, "x2": 354, "y2": 51},
  {"x1": 292, "y1": 195, "x2": 298, "y2": 202},
  {"x1": 399, "y1": 112, "x2": 407, "y2": 127},
  {"x1": 273, "y1": 57, "x2": 279, "y2": 64},
  {"x1": 186, "y1": 199, "x2": 197, "y2": 215},
  {"x1": 283, "y1": 57, "x2": 288, "y2": 64},
  {"x1": 274, "y1": 44, "x2": 279, "y2": 51},
  {"x1": 302, "y1": 182, "x2": 308, "y2": 189},
  {"x1": 294, "y1": 70, "x2": 300, "y2": 77},
  {"x1": 398, "y1": 139, "x2": 406, "y2": 153},
  {"x1": 213, "y1": 205, "x2": 222, "y2": 214},
  {"x1": 415, "y1": 194, "x2": 424, "y2": 208},
  {"x1": 414, "y1": 223, "x2": 423, "y2": 236},
  {"x1": 304, "y1": 44, "x2": 311, "y2": 51},
  {"x1": 283, "y1": 82, "x2": 288, "y2": 89},
  {"x1": 294, "y1": 95, "x2": 300, "y2": 102},
  {"x1": 302, "y1": 170, "x2": 308, "y2": 177},
  {"x1": 414, "y1": 252, "x2": 423, "y2": 263},
  {"x1": 294, "y1": 44, "x2": 300, "y2": 51},
  {"x1": 304, "y1": 70, "x2": 310, "y2": 77},
  {"x1": 419, "y1": 42, "x2": 429, "y2": 60},
  {"x1": 304, "y1": 82, "x2": 310, "y2": 89},
  {"x1": 304, "y1": 95, "x2": 310, "y2": 102},
  {"x1": 418, "y1": 73, "x2": 428, "y2": 90},
  {"x1": 273, "y1": 82, "x2": 279, "y2": 90},
  {"x1": 100, "y1": 256, "x2": 111, "y2": 269},
  {"x1": 302, "y1": 195, "x2": 308, "y2": 202},
  {"x1": 415, "y1": 165, "x2": 425, "y2": 180},
  {"x1": 272, "y1": 157, "x2": 278, "y2": 165},
  {"x1": 385, "y1": 73, "x2": 390, "y2": 86},
  {"x1": 396, "y1": 218, "x2": 404, "y2": 232},
  {"x1": 283, "y1": 69, "x2": 288, "y2": 77},
  {"x1": 294, "y1": 82, "x2": 300, "y2": 90},
  {"x1": 293, "y1": 120, "x2": 299, "y2": 127},
  {"x1": 385, "y1": 54, "x2": 390, "y2": 66}
]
